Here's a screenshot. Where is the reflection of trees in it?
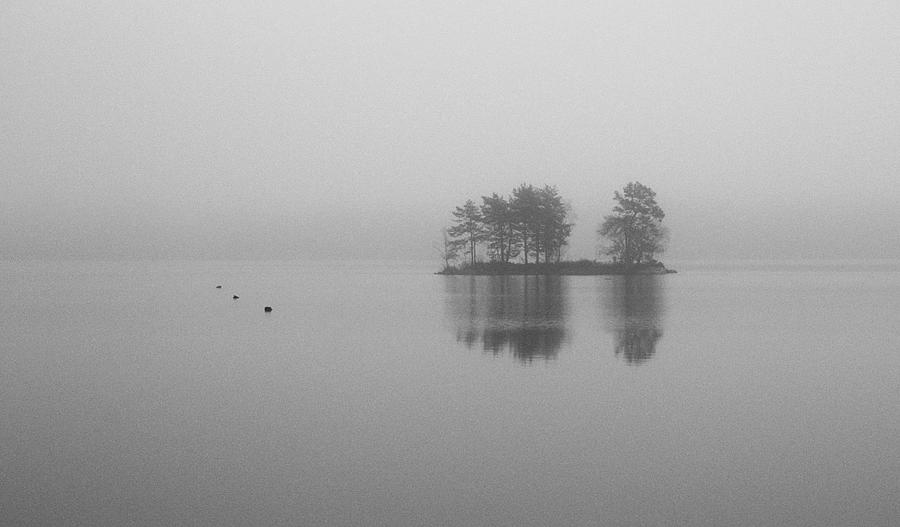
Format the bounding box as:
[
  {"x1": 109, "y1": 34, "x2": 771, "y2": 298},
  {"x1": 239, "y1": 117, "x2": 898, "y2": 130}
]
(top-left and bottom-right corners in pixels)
[
  {"x1": 443, "y1": 275, "x2": 568, "y2": 363},
  {"x1": 600, "y1": 275, "x2": 666, "y2": 364}
]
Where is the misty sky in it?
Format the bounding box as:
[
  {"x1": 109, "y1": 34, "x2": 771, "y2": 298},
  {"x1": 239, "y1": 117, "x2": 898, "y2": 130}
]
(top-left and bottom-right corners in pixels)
[{"x1": 2, "y1": 1, "x2": 899, "y2": 261}]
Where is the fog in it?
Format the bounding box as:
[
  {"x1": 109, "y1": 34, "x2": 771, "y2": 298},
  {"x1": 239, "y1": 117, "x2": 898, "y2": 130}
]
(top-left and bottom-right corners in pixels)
[{"x1": 3, "y1": 1, "x2": 899, "y2": 261}]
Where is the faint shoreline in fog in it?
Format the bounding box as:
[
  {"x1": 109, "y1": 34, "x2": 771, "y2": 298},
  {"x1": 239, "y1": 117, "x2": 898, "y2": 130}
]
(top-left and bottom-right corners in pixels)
[{"x1": 437, "y1": 260, "x2": 676, "y2": 276}]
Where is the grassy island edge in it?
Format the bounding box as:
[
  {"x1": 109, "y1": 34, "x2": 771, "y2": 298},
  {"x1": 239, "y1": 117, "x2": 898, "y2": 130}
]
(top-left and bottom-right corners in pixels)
[{"x1": 436, "y1": 260, "x2": 676, "y2": 276}]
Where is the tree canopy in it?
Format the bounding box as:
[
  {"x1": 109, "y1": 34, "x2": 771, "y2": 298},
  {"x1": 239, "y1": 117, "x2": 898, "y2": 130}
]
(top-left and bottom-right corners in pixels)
[
  {"x1": 445, "y1": 184, "x2": 573, "y2": 266},
  {"x1": 598, "y1": 181, "x2": 667, "y2": 265},
  {"x1": 447, "y1": 199, "x2": 485, "y2": 266},
  {"x1": 441, "y1": 181, "x2": 668, "y2": 271}
]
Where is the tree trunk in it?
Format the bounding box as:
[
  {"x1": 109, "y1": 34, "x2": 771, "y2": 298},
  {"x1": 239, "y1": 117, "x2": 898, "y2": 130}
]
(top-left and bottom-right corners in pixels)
[{"x1": 523, "y1": 231, "x2": 529, "y2": 264}]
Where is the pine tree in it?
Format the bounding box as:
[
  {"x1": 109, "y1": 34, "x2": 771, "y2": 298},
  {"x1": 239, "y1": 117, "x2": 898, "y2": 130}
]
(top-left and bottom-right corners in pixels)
[{"x1": 448, "y1": 199, "x2": 486, "y2": 266}]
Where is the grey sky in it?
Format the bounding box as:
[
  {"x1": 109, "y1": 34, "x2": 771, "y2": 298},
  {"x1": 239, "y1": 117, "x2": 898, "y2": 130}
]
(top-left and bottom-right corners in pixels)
[{"x1": 2, "y1": 1, "x2": 899, "y2": 260}]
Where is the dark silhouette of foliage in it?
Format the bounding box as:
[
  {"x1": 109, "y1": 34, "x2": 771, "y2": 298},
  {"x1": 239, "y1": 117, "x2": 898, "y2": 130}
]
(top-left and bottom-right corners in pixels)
[
  {"x1": 598, "y1": 182, "x2": 667, "y2": 265},
  {"x1": 480, "y1": 193, "x2": 519, "y2": 263},
  {"x1": 446, "y1": 184, "x2": 572, "y2": 267},
  {"x1": 534, "y1": 185, "x2": 573, "y2": 264},
  {"x1": 511, "y1": 183, "x2": 540, "y2": 264},
  {"x1": 448, "y1": 199, "x2": 486, "y2": 266}
]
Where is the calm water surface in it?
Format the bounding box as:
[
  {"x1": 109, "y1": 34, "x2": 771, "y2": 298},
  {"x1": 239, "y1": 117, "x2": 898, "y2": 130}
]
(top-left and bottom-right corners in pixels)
[{"x1": 2, "y1": 260, "x2": 899, "y2": 526}]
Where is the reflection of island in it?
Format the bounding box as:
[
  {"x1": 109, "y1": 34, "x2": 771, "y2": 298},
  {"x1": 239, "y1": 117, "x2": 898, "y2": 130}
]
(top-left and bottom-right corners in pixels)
[
  {"x1": 600, "y1": 275, "x2": 666, "y2": 364},
  {"x1": 443, "y1": 275, "x2": 568, "y2": 363}
]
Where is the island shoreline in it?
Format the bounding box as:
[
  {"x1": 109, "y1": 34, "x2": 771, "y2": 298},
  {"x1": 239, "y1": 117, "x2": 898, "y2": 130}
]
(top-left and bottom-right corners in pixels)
[{"x1": 436, "y1": 261, "x2": 676, "y2": 276}]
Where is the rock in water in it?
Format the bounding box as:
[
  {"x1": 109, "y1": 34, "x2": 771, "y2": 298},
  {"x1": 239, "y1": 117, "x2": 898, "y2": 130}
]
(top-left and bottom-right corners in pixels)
[{"x1": 233, "y1": 295, "x2": 239, "y2": 299}]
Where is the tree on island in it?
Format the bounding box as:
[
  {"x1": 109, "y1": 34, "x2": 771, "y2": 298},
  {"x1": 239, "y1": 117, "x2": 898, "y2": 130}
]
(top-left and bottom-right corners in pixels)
[
  {"x1": 598, "y1": 182, "x2": 667, "y2": 265},
  {"x1": 534, "y1": 185, "x2": 572, "y2": 264},
  {"x1": 448, "y1": 199, "x2": 486, "y2": 266},
  {"x1": 446, "y1": 184, "x2": 573, "y2": 266},
  {"x1": 435, "y1": 228, "x2": 460, "y2": 270},
  {"x1": 480, "y1": 193, "x2": 519, "y2": 263},
  {"x1": 511, "y1": 184, "x2": 540, "y2": 264}
]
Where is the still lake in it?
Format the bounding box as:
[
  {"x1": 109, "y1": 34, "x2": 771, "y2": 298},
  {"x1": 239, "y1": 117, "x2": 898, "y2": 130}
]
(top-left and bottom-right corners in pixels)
[{"x1": 2, "y1": 259, "x2": 900, "y2": 526}]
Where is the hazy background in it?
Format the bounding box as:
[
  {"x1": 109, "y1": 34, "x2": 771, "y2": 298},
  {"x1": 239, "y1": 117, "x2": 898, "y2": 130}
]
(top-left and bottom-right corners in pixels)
[{"x1": 2, "y1": 1, "x2": 899, "y2": 261}]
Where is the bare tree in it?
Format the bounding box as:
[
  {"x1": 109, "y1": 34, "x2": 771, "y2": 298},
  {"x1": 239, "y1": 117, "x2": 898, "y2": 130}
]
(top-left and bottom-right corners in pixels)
[{"x1": 435, "y1": 228, "x2": 460, "y2": 270}]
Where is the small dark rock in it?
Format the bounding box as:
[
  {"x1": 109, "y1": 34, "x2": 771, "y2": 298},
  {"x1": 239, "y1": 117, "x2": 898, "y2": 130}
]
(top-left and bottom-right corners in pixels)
[
  {"x1": 233, "y1": 295, "x2": 239, "y2": 299},
  {"x1": 264, "y1": 306, "x2": 273, "y2": 312},
  {"x1": 215, "y1": 285, "x2": 222, "y2": 289}
]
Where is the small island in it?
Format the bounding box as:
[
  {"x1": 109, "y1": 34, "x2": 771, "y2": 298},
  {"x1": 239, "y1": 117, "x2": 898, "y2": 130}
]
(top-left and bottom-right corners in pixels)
[
  {"x1": 437, "y1": 182, "x2": 675, "y2": 275},
  {"x1": 437, "y1": 260, "x2": 675, "y2": 275}
]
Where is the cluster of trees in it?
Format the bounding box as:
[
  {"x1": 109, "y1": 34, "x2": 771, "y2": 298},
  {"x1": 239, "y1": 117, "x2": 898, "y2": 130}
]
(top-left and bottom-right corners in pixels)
[
  {"x1": 440, "y1": 184, "x2": 573, "y2": 267},
  {"x1": 440, "y1": 181, "x2": 667, "y2": 268}
]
